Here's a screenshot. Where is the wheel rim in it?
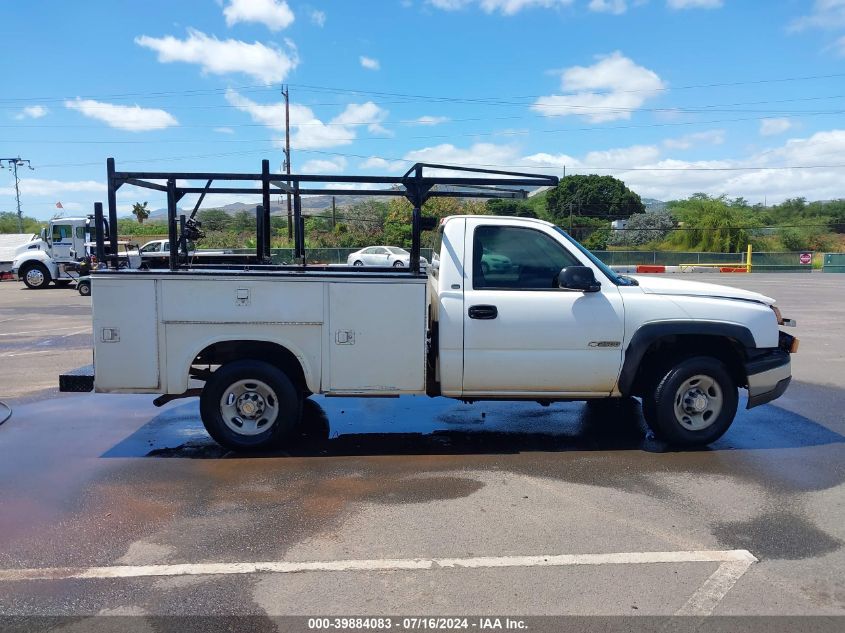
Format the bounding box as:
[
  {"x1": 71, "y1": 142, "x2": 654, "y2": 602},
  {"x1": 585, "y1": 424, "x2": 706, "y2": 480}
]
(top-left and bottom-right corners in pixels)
[
  {"x1": 673, "y1": 374, "x2": 723, "y2": 431},
  {"x1": 80, "y1": 284, "x2": 90, "y2": 296},
  {"x1": 219, "y1": 379, "x2": 279, "y2": 436},
  {"x1": 25, "y1": 268, "x2": 45, "y2": 287}
]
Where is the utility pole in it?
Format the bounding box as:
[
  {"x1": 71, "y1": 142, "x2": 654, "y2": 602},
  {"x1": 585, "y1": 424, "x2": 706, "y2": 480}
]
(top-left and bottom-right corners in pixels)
[
  {"x1": 282, "y1": 84, "x2": 293, "y2": 241},
  {"x1": 332, "y1": 196, "x2": 336, "y2": 229},
  {"x1": 1, "y1": 157, "x2": 34, "y2": 233}
]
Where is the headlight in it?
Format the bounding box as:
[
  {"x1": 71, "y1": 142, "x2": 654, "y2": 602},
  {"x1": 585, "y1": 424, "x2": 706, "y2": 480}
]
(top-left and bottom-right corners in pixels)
[{"x1": 771, "y1": 304, "x2": 797, "y2": 327}]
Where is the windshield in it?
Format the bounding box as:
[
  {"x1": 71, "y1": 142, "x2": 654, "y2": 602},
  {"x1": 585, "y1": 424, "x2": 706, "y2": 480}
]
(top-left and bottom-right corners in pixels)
[{"x1": 553, "y1": 227, "x2": 635, "y2": 286}]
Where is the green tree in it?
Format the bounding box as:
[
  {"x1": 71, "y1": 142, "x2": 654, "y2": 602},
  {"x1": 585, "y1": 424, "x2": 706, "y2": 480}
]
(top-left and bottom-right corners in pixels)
[
  {"x1": 231, "y1": 209, "x2": 254, "y2": 232},
  {"x1": 131, "y1": 201, "x2": 150, "y2": 224},
  {"x1": 196, "y1": 208, "x2": 232, "y2": 232},
  {"x1": 546, "y1": 175, "x2": 645, "y2": 225},
  {"x1": 486, "y1": 199, "x2": 537, "y2": 218},
  {"x1": 0, "y1": 211, "x2": 41, "y2": 234},
  {"x1": 668, "y1": 195, "x2": 759, "y2": 252},
  {"x1": 607, "y1": 211, "x2": 675, "y2": 247}
]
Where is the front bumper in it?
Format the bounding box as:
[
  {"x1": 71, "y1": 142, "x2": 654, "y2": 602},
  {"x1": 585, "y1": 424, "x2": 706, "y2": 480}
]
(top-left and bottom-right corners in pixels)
[{"x1": 745, "y1": 349, "x2": 791, "y2": 409}]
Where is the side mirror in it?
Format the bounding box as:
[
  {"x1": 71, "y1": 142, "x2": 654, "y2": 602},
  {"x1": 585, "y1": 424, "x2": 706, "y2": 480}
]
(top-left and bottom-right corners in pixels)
[{"x1": 558, "y1": 266, "x2": 601, "y2": 292}]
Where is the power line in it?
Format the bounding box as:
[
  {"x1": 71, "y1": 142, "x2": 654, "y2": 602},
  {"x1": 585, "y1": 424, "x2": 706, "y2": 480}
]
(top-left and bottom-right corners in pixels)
[{"x1": 4, "y1": 71, "x2": 845, "y2": 106}]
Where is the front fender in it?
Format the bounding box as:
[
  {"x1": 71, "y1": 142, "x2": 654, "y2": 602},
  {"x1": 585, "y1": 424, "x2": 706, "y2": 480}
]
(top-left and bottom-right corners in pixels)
[
  {"x1": 617, "y1": 320, "x2": 756, "y2": 396},
  {"x1": 13, "y1": 250, "x2": 56, "y2": 277}
]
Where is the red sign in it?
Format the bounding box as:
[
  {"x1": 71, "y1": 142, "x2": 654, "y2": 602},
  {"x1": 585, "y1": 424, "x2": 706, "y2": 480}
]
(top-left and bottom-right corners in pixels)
[{"x1": 799, "y1": 252, "x2": 812, "y2": 265}]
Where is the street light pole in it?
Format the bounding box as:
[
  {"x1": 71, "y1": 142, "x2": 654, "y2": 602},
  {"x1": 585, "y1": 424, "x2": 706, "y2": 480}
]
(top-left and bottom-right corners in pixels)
[{"x1": 1, "y1": 157, "x2": 34, "y2": 232}]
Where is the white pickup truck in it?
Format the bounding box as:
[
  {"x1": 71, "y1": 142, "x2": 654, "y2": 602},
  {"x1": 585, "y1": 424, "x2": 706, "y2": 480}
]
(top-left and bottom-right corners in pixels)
[{"x1": 66, "y1": 214, "x2": 797, "y2": 451}]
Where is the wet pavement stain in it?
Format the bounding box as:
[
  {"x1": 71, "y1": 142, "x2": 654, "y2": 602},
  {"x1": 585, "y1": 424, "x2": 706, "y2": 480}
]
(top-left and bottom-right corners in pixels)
[
  {"x1": 3, "y1": 381, "x2": 845, "y2": 572},
  {"x1": 712, "y1": 511, "x2": 842, "y2": 560}
]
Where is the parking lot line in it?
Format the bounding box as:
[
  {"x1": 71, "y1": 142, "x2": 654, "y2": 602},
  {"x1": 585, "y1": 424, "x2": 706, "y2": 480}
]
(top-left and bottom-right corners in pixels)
[
  {"x1": 675, "y1": 559, "x2": 755, "y2": 616},
  {"x1": 0, "y1": 549, "x2": 756, "y2": 582}
]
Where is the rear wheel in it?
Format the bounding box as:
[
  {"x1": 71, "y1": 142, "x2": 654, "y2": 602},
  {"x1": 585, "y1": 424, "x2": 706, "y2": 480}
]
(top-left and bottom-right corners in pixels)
[
  {"x1": 21, "y1": 263, "x2": 51, "y2": 289},
  {"x1": 77, "y1": 281, "x2": 91, "y2": 296},
  {"x1": 199, "y1": 360, "x2": 302, "y2": 452},
  {"x1": 641, "y1": 356, "x2": 738, "y2": 446}
]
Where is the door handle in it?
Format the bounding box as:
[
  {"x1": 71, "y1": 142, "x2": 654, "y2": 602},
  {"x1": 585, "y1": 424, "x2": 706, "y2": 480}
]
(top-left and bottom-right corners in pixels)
[{"x1": 468, "y1": 304, "x2": 498, "y2": 320}]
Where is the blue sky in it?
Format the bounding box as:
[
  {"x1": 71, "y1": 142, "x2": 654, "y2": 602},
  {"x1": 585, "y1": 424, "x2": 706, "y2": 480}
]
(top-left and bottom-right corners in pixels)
[{"x1": 2, "y1": 0, "x2": 845, "y2": 219}]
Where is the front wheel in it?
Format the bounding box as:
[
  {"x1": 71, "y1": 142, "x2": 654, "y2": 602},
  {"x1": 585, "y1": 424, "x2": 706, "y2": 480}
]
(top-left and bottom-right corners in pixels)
[
  {"x1": 77, "y1": 282, "x2": 91, "y2": 296},
  {"x1": 21, "y1": 263, "x2": 51, "y2": 289},
  {"x1": 199, "y1": 360, "x2": 302, "y2": 452},
  {"x1": 392, "y1": 260, "x2": 404, "y2": 268},
  {"x1": 641, "y1": 356, "x2": 738, "y2": 447},
  {"x1": 353, "y1": 260, "x2": 364, "y2": 267}
]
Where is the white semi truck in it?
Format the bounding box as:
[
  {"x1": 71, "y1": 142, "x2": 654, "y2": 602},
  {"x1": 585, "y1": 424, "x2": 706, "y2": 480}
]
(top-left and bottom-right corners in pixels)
[
  {"x1": 61, "y1": 161, "x2": 798, "y2": 452},
  {"x1": 10, "y1": 216, "x2": 135, "y2": 288}
]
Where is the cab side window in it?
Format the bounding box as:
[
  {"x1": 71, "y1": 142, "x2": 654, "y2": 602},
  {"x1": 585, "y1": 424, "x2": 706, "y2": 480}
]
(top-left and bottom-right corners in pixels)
[
  {"x1": 52, "y1": 225, "x2": 72, "y2": 242},
  {"x1": 473, "y1": 225, "x2": 579, "y2": 290}
]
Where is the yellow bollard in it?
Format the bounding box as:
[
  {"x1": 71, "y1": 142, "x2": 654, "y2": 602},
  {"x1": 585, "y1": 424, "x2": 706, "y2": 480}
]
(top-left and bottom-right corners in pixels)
[{"x1": 746, "y1": 244, "x2": 752, "y2": 273}]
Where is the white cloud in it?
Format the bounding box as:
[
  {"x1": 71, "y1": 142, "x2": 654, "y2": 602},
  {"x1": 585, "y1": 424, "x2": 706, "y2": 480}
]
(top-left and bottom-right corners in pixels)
[
  {"x1": 834, "y1": 34, "x2": 845, "y2": 54},
  {"x1": 759, "y1": 118, "x2": 793, "y2": 137},
  {"x1": 588, "y1": 0, "x2": 627, "y2": 14},
  {"x1": 214, "y1": 127, "x2": 235, "y2": 134},
  {"x1": 580, "y1": 129, "x2": 845, "y2": 203},
  {"x1": 135, "y1": 28, "x2": 298, "y2": 84},
  {"x1": 0, "y1": 179, "x2": 105, "y2": 197},
  {"x1": 64, "y1": 98, "x2": 178, "y2": 131},
  {"x1": 300, "y1": 157, "x2": 347, "y2": 172},
  {"x1": 223, "y1": 0, "x2": 295, "y2": 30},
  {"x1": 224, "y1": 89, "x2": 389, "y2": 149},
  {"x1": 789, "y1": 0, "x2": 845, "y2": 31},
  {"x1": 402, "y1": 142, "x2": 523, "y2": 174},
  {"x1": 410, "y1": 115, "x2": 450, "y2": 126},
  {"x1": 532, "y1": 51, "x2": 665, "y2": 122},
  {"x1": 662, "y1": 129, "x2": 725, "y2": 149},
  {"x1": 667, "y1": 0, "x2": 723, "y2": 9},
  {"x1": 427, "y1": 0, "x2": 573, "y2": 15},
  {"x1": 15, "y1": 105, "x2": 48, "y2": 120},
  {"x1": 383, "y1": 129, "x2": 845, "y2": 203},
  {"x1": 360, "y1": 56, "x2": 380, "y2": 70},
  {"x1": 310, "y1": 9, "x2": 326, "y2": 26}
]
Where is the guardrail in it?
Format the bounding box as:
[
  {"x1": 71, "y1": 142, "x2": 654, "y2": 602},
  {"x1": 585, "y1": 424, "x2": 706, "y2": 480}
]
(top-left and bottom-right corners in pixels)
[{"x1": 595, "y1": 250, "x2": 817, "y2": 272}]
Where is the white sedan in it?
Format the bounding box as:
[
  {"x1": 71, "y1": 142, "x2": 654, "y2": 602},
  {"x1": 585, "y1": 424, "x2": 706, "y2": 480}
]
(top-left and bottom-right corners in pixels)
[{"x1": 347, "y1": 246, "x2": 427, "y2": 268}]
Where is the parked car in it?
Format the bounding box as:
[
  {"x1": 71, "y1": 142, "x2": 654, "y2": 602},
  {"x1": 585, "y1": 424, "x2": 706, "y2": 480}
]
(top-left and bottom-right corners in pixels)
[
  {"x1": 480, "y1": 250, "x2": 512, "y2": 274},
  {"x1": 346, "y1": 246, "x2": 428, "y2": 268}
]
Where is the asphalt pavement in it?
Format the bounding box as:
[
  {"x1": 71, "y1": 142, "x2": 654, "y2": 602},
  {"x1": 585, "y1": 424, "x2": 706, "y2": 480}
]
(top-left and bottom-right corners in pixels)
[{"x1": 0, "y1": 274, "x2": 843, "y2": 623}]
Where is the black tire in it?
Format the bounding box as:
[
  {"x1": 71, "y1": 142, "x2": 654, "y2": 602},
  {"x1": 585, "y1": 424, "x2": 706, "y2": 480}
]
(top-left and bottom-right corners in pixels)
[
  {"x1": 77, "y1": 282, "x2": 91, "y2": 296},
  {"x1": 642, "y1": 356, "x2": 738, "y2": 446},
  {"x1": 353, "y1": 260, "x2": 364, "y2": 267},
  {"x1": 392, "y1": 260, "x2": 404, "y2": 268},
  {"x1": 20, "y1": 262, "x2": 51, "y2": 289},
  {"x1": 199, "y1": 360, "x2": 302, "y2": 452}
]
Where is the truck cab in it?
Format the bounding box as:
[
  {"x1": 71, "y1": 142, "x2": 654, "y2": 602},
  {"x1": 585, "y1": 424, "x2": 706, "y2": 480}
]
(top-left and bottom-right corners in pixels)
[{"x1": 11, "y1": 216, "x2": 108, "y2": 289}]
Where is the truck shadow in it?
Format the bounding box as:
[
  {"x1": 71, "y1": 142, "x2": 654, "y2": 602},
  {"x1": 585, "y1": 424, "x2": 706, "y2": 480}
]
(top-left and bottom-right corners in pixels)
[{"x1": 101, "y1": 381, "x2": 845, "y2": 459}]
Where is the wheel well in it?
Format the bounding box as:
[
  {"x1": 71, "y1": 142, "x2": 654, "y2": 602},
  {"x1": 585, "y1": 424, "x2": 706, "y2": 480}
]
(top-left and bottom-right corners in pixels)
[
  {"x1": 629, "y1": 335, "x2": 747, "y2": 395},
  {"x1": 192, "y1": 340, "x2": 308, "y2": 392}
]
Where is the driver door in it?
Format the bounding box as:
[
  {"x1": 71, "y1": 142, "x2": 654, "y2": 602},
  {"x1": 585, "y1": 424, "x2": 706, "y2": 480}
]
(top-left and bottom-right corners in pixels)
[
  {"x1": 50, "y1": 224, "x2": 75, "y2": 262},
  {"x1": 461, "y1": 219, "x2": 625, "y2": 396}
]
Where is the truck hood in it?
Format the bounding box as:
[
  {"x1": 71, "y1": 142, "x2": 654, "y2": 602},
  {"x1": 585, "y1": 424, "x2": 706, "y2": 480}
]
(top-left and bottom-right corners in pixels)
[{"x1": 631, "y1": 275, "x2": 774, "y2": 305}]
